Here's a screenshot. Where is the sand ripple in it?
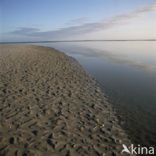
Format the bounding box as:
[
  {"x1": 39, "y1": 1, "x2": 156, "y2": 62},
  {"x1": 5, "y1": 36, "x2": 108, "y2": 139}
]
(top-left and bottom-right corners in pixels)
[{"x1": 0, "y1": 45, "x2": 131, "y2": 156}]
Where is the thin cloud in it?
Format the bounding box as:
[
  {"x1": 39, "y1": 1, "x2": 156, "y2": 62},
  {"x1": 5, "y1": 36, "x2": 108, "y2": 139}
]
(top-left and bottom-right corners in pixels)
[
  {"x1": 10, "y1": 2, "x2": 156, "y2": 39},
  {"x1": 11, "y1": 27, "x2": 40, "y2": 35},
  {"x1": 66, "y1": 17, "x2": 89, "y2": 25},
  {"x1": 112, "y1": 2, "x2": 156, "y2": 20}
]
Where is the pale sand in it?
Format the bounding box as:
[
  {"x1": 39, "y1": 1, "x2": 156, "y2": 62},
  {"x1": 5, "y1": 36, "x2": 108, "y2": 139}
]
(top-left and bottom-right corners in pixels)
[{"x1": 0, "y1": 45, "x2": 131, "y2": 156}]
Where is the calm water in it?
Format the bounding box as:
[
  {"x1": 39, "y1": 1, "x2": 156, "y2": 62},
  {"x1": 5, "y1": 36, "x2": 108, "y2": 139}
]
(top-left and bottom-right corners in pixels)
[{"x1": 33, "y1": 41, "x2": 156, "y2": 147}]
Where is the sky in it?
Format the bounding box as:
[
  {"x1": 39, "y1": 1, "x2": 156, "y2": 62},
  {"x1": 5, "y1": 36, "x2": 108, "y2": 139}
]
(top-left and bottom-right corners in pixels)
[{"x1": 0, "y1": 0, "x2": 156, "y2": 42}]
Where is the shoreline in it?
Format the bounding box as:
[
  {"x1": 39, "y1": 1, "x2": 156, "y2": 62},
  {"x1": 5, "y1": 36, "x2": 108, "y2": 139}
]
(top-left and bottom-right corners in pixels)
[{"x1": 0, "y1": 45, "x2": 132, "y2": 155}]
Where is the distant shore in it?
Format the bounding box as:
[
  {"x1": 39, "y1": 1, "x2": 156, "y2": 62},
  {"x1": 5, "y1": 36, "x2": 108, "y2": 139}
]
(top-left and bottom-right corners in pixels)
[{"x1": 0, "y1": 45, "x2": 132, "y2": 156}]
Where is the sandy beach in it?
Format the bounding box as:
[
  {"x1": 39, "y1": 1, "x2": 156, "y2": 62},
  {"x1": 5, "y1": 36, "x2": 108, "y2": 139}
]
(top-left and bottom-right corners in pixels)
[{"x1": 0, "y1": 45, "x2": 131, "y2": 156}]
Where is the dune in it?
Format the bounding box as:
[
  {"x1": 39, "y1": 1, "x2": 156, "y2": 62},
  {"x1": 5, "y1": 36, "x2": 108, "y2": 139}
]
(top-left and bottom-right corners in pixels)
[{"x1": 0, "y1": 45, "x2": 131, "y2": 156}]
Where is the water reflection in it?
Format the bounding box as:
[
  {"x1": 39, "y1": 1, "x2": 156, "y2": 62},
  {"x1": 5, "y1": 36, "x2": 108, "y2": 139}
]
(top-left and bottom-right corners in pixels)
[
  {"x1": 68, "y1": 46, "x2": 156, "y2": 73},
  {"x1": 37, "y1": 41, "x2": 156, "y2": 72}
]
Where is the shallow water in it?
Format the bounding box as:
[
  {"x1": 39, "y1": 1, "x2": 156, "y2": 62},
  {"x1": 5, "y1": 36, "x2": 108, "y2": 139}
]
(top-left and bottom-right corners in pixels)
[{"x1": 33, "y1": 41, "x2": 156, "y2": 147}]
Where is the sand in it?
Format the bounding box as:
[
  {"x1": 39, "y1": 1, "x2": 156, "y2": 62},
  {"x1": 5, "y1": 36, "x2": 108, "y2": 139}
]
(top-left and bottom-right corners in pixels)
[{"x1": 0, "y1": 45, "x2": 132, "y2": 156}]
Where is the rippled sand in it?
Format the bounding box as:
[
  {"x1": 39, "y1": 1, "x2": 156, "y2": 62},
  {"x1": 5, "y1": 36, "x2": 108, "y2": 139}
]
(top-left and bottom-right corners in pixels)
[{"x1": 0, "y1": 45, "x2": 131, "y2": 156}]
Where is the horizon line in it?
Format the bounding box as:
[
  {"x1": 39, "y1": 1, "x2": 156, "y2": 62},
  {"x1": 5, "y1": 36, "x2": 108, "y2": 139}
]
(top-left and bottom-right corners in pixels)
[{"x1": 0, "y1": 39, "x2": 156, "y2": 44}]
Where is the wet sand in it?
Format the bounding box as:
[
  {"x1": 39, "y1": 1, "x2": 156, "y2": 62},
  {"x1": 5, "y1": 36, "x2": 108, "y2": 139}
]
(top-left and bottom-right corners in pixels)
[{"x1": 0, "y1": 45, "x2": 131, "y2": 156}]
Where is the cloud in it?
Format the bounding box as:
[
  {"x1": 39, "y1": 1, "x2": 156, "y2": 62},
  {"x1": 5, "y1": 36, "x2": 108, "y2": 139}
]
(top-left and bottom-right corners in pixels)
[
  {"x1": 66, "y1": 17, "x2": 89, "y2": 25},
  {"x1": 11, "y1": 27, "x2": 40, "y2": 35},
  {"x1": 10, "y1": 2, "x2": 156, "y2": 39},
  {"x1": 112, "y1": 2, "x2": 156, "y2": 20}
]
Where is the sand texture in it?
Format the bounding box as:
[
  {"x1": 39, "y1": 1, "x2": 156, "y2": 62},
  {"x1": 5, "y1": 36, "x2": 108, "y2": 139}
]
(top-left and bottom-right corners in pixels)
[{"x1": 0, "y1": 45, "x2": 131, "y2": 156}]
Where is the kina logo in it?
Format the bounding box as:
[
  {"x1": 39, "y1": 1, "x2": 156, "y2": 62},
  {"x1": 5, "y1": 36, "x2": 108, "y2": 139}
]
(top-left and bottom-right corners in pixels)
[{"x1": 121, "y1": 144, "x2": 155, "y2": 155}]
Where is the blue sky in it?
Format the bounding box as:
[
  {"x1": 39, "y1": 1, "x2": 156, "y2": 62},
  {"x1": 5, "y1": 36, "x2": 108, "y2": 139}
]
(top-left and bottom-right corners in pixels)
[{"x1": 0, "y1": 0, "x2": 156, "y2": 41}]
